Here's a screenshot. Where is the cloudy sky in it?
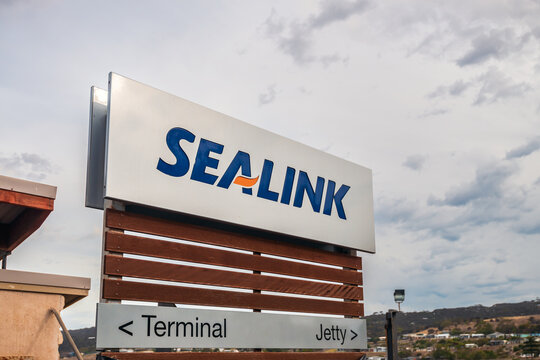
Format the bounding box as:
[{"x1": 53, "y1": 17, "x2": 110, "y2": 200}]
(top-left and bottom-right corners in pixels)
[{"x1": 1, "y1": 0, "x2": 539, "y2": 329}]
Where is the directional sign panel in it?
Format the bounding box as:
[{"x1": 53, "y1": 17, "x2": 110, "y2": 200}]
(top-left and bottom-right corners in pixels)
[{"x1": 96, "y1": 303, "x2": 367, "y2": 350}]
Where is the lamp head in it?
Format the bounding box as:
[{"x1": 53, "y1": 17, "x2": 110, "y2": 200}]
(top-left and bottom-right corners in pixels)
[{"x1": 394, "y1": 289, "x2": 405, "y2": 303}]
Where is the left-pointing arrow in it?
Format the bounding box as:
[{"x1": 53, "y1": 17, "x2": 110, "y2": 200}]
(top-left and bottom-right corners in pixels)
[{"x1": 119, "y1": 320, "x2": 133, "y2": 336}]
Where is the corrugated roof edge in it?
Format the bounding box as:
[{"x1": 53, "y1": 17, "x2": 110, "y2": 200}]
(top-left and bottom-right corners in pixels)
[{"x1": 0, "y1": 175, "x2": 57, "y2": 199}]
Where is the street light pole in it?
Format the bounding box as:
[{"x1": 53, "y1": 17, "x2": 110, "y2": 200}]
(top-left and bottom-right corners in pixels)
[
  {"x1": 385, "y1": 310, "x2": 398, "y2": 360},
  {"x1": 385, "y1": 289, "x2": 405, "y2": 360}
]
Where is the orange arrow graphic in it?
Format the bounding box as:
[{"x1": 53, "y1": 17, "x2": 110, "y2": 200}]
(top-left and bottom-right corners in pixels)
[{"x1": 233, "y1": 175, "x2": 259, "y2": 187}]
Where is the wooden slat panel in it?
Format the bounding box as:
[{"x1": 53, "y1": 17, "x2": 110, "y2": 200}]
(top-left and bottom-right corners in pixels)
[
  {"x1": 103, "y1": 279, "x2": 364, "y2": 316},
  {"x1": 106, "y1": 232, "x2": 362, "y2": 285},
  {"x1": 102, "y1": 352, "x2": 366, "y2": 360},
  {"x1": 104, "y1": 255, "x2": 363, "y2": 300},
  {"x1": 106, "y1": 210, "x2": 361, "y2": 270}
]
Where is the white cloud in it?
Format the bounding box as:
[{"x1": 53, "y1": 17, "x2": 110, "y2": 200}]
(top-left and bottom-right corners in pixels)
[
  {"x1": 258, "y1": 84, "x2": 277, "y2": 106},
  {"x1": 402, "y1": 154, "x2": 427, "y2": 171},
  {"x1": 263, "y1": 0, "x2": 371, "y2": 65},
  {"x1": 506, "y1": 137, "x2": 540, "y2": 159},
  {"x1": 457, "y1": 28, "x2": 533, "y2": 67},
  {"x1": 474, "y1": 68, "x2": 531, "y2": 105},
  {"x1": 0, "y1": 152, "x2": 58, "y2": 181},
  {"x1": 429, "y1": 162, "x2": 515, "y2": 207},
  {"x1": 427, "y1": 69, "x2": 531, "y2": 106},
  {"x1": 428, "y1": 80, "x2": 472, "y2": 98}
]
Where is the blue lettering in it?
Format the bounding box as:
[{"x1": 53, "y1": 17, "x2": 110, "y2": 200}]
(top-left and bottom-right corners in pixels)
[
  {"x1": 190, "y1": 138, "x2": 223, "y2": 185},
  {"x1": 257, "y1": 160, "x2": 279, "y2": 202},
  {"x1": 158, "y1": 128, "x2": 349, "y2": 220},
  {"x1": 280, "y1": 167, "x2": 296, "y2": 205},
  {"x1": 217, "y1": 151, "x2": 253, "y2": 195},
  {"x1": 293, "y1": 171, "x2": 324, "y2": 213},
  {"x1": 156, "y1": 127, "x2": 195, "y2": 177},
  {"x1": 323, "y1": 180, "x2": 350, "y2": 220}
]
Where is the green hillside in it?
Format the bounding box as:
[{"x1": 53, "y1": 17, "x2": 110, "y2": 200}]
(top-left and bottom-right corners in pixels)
[{"x1": 365, "y1": 299, "x2": 540, "y2": 338}]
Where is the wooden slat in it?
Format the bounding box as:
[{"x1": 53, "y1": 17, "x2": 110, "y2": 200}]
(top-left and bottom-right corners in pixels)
[
  {"x1": 102, "y1": 352, "x2": 366, "y2": 360},
  {"x1": 103, "y1": 279, "x2": 364, "y2": 316},
  {"x1": 104, "y1": 255, "x2": 363, "y2": 300},
  {"x1": 106, "y1": 232, "x2": 362, "y2": 285},
  {"x1": 106, "y1": 210, "x2": 361, "y2": 270},
  {"x1": 343, "y1": 251, "x2": 361, "y2": 319},
  {"x1": 0, "y1": 189, "x2": 54, "y2": 211}
]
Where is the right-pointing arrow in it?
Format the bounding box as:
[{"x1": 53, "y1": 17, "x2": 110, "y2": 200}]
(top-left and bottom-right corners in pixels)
[
  {"x1": 119, "y1": 320, "x2": 133, "y2": 336},
  {"x1": 350, "y1": 329, "x2": 358, "y2": 341}
]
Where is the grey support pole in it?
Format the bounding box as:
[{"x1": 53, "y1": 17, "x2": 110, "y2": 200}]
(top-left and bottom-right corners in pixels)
[{"x1": 1, "y1": 251, "x2": 9, "y2": 269}]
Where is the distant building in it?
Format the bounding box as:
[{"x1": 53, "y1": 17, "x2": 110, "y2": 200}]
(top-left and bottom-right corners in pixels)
[
  {"x1": 435, "y1": 333, "x2": 450, "y2": 339},
  {"x1": 471, "y1": 333, "x2": 485, "y2": 338},
  {"x1": 507, "y1": 337, "x2": 524, "y2": 344},
  {"x1": 459, "y1": 334, "x2": 471, "y2": 339},
  {"x1": 465, "y1": 343, "x2": 478, "y2": 349},
  {"x1": 487, "y1": 332, "x2": 504, "y2": 339}
]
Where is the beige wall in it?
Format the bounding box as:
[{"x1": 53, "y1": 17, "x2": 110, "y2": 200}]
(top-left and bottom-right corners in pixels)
[{"x1": 0, "y1": 290, "x2": 64, "y2": 360}]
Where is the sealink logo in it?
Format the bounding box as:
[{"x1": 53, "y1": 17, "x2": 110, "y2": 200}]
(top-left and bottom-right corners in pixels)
[{"x1": 157, "y1": 127, "x2": 350, "y2": 220}]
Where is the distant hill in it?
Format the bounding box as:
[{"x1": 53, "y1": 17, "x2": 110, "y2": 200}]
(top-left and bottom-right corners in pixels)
[
  {"x1": 60, "y1": 327, "x2": 96, "y2": 356},
  {"x1": 59, "y1": 299, "x2": 540, "y2": 356},
  {"x1": 365, "y1": 299, "x2": 540, "y2": 338}
]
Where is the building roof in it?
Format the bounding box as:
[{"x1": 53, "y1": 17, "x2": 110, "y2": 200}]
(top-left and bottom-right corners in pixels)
[
  {"x1": 0, "y1": 269, "x2": 90, "y2": 307},
  {"x1": 0, "y1": 175, "x2": 57, "y2": 252},
  {"x1": 0, "y1": 175, "x2": 57, "y2": 199}
]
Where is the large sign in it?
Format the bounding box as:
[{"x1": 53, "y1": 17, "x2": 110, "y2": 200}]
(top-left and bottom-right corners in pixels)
[
  {"x1": 93, "y1": 73, "x2": 374, "y2": 252},
  {"x1": 96, "y1": 304, "x2": 367, "y2": 349}
]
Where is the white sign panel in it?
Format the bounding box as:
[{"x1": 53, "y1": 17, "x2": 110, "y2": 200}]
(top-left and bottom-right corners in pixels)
[
  {"x1": 96, "y1": 303, "x2": 367, "y2": 349},
  {"x1": 103, "y1": 73, "x2": 375, "y2": 252}
]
